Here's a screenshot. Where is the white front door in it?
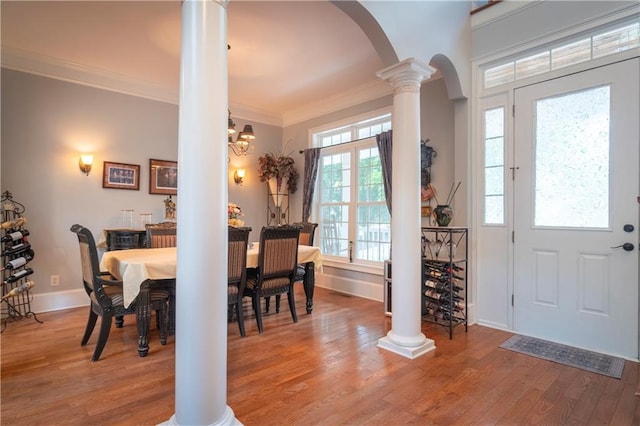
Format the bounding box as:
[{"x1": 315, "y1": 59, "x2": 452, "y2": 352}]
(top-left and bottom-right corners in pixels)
[{"x1": 513, "y1": 58, "x2": 639, "y2": 359}]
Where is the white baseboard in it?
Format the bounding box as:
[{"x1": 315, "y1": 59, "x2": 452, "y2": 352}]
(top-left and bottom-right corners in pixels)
[
  {"x1": 31, "y1": 289, "x2": 88, "y2": 314},
  {"x1": 476, "y1": 319, "x2": 510, "y2": 331},
  {"x1": 316, "y1": 272, "x2": 383, "y2": 302}
]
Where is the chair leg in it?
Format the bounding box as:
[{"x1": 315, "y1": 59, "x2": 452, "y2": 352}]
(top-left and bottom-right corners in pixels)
[
  {"x1": 91, "y1": 312, "x2": 113, "y2": 362},
  {"x1": 265, "y1": 296, "x2": 270, "y2": 313},
  {"x1": 287, "y1": 289, "x2": 298, "y2": 323},
  {"x1": 236, "y1": 301, "x2": 246, "y2": 337},
  {"x1": 275, "y1": 294, "x2": 281, "y2": 313},
  {"x1": 253, "y1": 296, "x2": 264, "y2": 334},
  {"x1": 81, "y1": 308, "x2": 98, "y2": 346},
  {"x1": 158, "y1": 301, "x2": 168, "y2": 345}
]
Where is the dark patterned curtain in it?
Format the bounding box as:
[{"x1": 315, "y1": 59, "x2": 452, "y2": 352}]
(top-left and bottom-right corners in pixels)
[
  {"x1": 376, "y1": 130, "x2": 392, "y2": 216},
  {"x1": 302, "y1": 148, "x2": 321, "y2": 222}
]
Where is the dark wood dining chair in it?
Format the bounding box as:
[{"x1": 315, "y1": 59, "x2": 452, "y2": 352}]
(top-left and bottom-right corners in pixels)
[
  {"x1": 294, "y1": 221, "x2": 318, "y2": 247},
  {"x1": 70, "y1": 224, "x2": 169, "y2": 361},
  {"x1": 228, "y1": 226, "x2": 251, "y2": 337},
  {"x1": 270, "y1": 221, "x2": 318, "y2": 313},
  {"x1": 145, "y1": 221, "x2": 177, "y2": 248},
  {"x1": 243, "y1": 225, "x2": 301, "y2": 333},
  {"x1": 145, "y1": 221, "x2": 177, "y2": 331}
]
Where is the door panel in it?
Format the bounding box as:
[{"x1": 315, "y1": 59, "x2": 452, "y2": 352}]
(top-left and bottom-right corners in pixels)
[{"x1": 513, "y1": 59, "x2": 639, "y2": 359}]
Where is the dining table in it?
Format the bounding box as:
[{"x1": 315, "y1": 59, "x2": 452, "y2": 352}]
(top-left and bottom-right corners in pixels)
[{"x1": 99, "y1": 245, "x2": 323, "y2": 356}]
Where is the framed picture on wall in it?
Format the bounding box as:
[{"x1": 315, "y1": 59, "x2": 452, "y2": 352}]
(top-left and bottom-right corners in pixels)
[
  {"x1": 149, "y1": 158, "x2": 178, "y2": 195},
  {"x1": 102, "y1": 161, "x2": 141, "y2": 190}
]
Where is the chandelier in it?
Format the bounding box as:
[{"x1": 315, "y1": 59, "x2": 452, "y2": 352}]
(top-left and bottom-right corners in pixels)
[{"x1": 228, "y1": 110, "x2": 255, "y2": 156}]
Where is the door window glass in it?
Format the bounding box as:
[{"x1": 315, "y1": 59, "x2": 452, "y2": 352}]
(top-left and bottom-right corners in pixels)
[{"x1": 534, "y1": 86, "x2": 610, "y2": 228}]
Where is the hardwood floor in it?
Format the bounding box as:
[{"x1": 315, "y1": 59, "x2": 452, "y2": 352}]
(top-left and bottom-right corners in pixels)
[{"x1": 2, "y1": 286, "x2": 639, "y2": 425}]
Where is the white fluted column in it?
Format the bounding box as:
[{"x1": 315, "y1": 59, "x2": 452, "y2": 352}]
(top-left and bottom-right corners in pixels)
[
  {"x1": 376, "y1": 58, "x2": 437, "y2": 359},
  {"x1": 163, "y1": 1, "x2": 238, "y2": 425}
]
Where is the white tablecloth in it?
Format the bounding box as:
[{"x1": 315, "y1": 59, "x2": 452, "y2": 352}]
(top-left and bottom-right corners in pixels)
[{"x1": 100, "y1": 246, "x2": 323, "y2": 308}]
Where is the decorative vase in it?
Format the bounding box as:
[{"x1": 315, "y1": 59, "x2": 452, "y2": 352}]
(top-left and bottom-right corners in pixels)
[
  {"x1": 433, "y1": 205, "x2": 453, "y2": 227},
  {"x1": 267, "y1": 177, "x2": 288, "y2": 207}
]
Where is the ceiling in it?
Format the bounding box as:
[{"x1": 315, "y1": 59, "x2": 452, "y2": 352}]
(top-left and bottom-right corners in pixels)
[{"x1": 1, "y1": 1, "x2": 387, "y2": 125}]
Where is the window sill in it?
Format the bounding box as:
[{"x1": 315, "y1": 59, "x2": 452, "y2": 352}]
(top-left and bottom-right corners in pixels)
[{"x1": 321, "y1": 258, "x2": 384, "y2": 276}]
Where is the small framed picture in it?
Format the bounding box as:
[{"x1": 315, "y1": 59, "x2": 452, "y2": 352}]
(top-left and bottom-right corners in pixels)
[
  {"x1": 149, "y1": 158, "x2": 178, "y2": 195},
  {"x1": 102, "y1": 161, "x2": 140, "y2": 190}
]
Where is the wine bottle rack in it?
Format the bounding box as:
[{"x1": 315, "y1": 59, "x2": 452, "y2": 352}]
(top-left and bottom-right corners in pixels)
[
  {"x1": 1, "y1": 191, "x2": 42, "y2": 332},
  {"x1": 421, "y1": 226, "x2": 468, "y2": 339}
]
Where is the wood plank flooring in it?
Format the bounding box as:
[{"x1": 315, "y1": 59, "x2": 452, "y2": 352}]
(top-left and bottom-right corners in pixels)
[{"x1": 2, "y1": 286, "x2": 640, "y2": 425}]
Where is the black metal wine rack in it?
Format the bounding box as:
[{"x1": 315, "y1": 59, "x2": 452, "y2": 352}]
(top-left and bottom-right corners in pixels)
[
  {"x1": 1, "y1": 191, "x2": 42, "y2": 332},
  {"x1": 421, "y1": 226, "x2": 468, "y2": 339}
]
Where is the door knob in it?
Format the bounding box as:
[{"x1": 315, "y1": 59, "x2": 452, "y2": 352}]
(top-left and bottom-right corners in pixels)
[{"x1": 610, "y1": 243, "x2": 635, "y2": 251}]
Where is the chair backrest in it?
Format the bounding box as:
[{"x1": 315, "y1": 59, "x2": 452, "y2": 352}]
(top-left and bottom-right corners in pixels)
[
  {"x1": 228, "y1": 226, "x2": 251, "y2": 287},
  {"x1": 292, "y1": 221, "x2": 318, "y2": 246},
  {"x1": 258, "y1": 226, "x2": 301, "y2": 281},
  {"x1": 146, "y1": 221, "x2": 177, "y2": 248},
  {"x1": 70, "y1": 224, "x2": 117, "y2": 308}
]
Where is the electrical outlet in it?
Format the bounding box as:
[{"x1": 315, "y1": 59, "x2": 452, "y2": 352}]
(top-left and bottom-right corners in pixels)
[{"x1": 50, "y1": 275, "x2": 60, "y2": 287}]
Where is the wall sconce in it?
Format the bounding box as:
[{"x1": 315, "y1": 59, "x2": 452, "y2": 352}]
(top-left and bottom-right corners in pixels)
[
  {"x1": 79, "y1": 153, "x2": 94, "y2": 176},
  {"x1": 233, "y1": 168, "x2": 246, "y2": 185}
]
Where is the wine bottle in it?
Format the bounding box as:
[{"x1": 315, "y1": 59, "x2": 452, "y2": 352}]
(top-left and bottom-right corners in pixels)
[
  {"x1": 2, "y1": 251, "x2": 35, "y2": 270},
  {"x1": 3, "y1": 268, "x2": 34, "y2": 284},
  {"x1": 1, "y1": 242, "x2": 32, "y2": 257},
  {"x1": 424, "y1": 279, "x2": 464, "y2": 294},
  {"x1": 424, "y1": 263, "x2": 464, "y2": 274},
  {"x1": 1, "y1": 229, "x2": 30, "y2": 243},
  {"x1": 1, "y1": 217, "x2": 27, "y2": 230},
  {"x1": 1, "y1": 280, "x2": 35, "y2": 301}
]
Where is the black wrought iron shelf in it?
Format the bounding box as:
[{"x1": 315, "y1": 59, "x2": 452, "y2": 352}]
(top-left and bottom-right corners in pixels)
[
  {"x1": 1, "y1": 190, "x2": 42, "y2": 332},
  {"x1": 420, "y1": 226, "x2": 468, "y2": 339}
]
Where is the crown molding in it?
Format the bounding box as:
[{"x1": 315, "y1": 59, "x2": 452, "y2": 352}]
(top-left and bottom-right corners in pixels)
[
  {"x1": 281, "y1": 78, "x2": 392, "y2": 127},
  {"x1": 2, "y1": 46, "x2": 402, "y2": 129},
  {"x1": 228, "y1": 102, "x2": 283, "y2": 127},
  {"x1": 1, "y1": 46, "x2": 179, "y2": 105}
]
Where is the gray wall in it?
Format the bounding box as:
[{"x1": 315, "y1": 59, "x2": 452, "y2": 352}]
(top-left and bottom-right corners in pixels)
[{"x1": 0, "y1": 69, "x2": 280, "y2": 296}]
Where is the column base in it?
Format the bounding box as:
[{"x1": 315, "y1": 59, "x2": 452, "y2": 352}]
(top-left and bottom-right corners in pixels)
[
  {"x1": 160, "y1": 406, "x2": 242, "y2": 426},
  {"x1": 377, "y1": 334, "x2": 436, "y2": 359}
]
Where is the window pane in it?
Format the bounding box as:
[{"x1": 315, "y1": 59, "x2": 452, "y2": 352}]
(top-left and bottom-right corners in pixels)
[
  {"x1": 552, "y1": 38, "x2": 591, "y2": 70},
  {"x1": 485, "y1": 108, "x2": 504, "y2": 139},
  {"x1": 485, "y1": 62, "x2": 514, "y2": 88},
  {"x1": 534, "y1": 86, "x2": 610, "y2": 228},
  {"x1": 485, "y1": 195, "x2": 504, "y2": 225},
  {"x1": 321, "y1": 152, "x2": 350, "y2": 203},
  {"x1": 593, "y1": 22, "x2": 640, "y2": 59},
  {"x1": 515, "y1": 51, "x2": 550, "y2": 80},
  {"x1": 358, "y1": 148, "x2": 383, "y2": 202},
  {"x1": 485, "y1": 166, "x2": 504, "y2": 195},
  {"x1": 320, "y1": 205, "x2": 349, "y2": 257},
  {"x1": 356, "y1": 205, "x2": 390, "y2": 262},
  {"x1": 485, "y1": 137, "x2": 503, "y2": 167}
]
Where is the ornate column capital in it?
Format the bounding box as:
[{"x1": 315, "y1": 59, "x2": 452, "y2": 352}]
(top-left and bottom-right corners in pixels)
[{"x1": 377, "y1": 58, "x2": 436, "y2": 95}]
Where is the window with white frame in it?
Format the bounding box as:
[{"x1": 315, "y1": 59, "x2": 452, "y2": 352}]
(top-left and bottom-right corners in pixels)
[
  {"x1": 314, "y1": 113, "x2": 391, "y2": 264},
  {"x1": 484, "y1": 21, "x2": 639, "y2": 89}
]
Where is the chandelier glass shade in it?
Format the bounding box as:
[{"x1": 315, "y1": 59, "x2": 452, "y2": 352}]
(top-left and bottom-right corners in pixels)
[{"x1": 228, "y1": 110, "x2": 254, "y2": 156}]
